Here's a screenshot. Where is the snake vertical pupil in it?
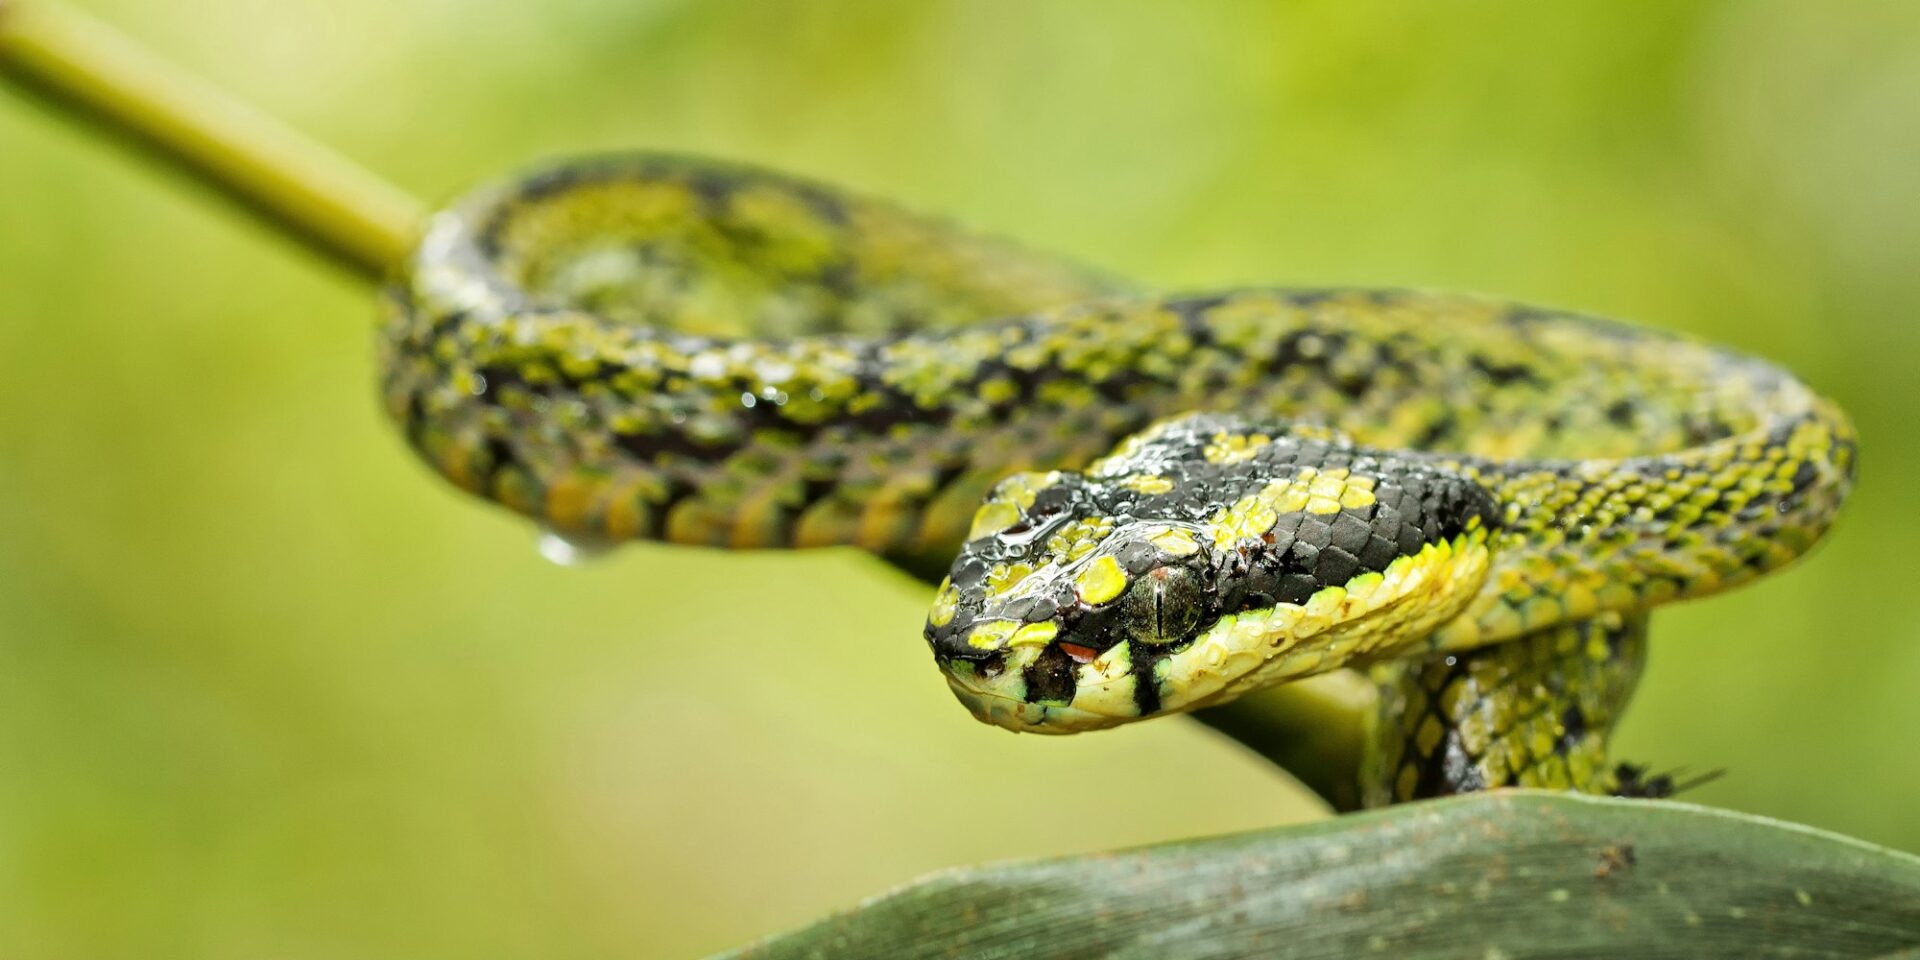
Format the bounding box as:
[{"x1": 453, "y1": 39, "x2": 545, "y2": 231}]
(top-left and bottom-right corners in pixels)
[{"x1": 1121, "y1": 565, "x2": 1203, "y2": 645}]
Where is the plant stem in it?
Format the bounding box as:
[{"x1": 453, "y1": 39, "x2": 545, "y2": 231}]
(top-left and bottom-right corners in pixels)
[
  {"x1": 0, "y1": 0, "x2": 422, "y2": 279},
  {"x1": 1193, "y1": 671, "x2": 1374, "y2": 813}
]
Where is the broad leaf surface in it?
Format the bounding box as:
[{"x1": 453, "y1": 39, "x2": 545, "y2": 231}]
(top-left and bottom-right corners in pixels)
[{"x1": 717, "y1": 791, "x2": 1920, "y2": 960}]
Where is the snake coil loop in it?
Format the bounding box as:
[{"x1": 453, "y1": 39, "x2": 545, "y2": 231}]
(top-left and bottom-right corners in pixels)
[{"x1": 381, "y1": 154, "x2": 1855, "y2": 803}]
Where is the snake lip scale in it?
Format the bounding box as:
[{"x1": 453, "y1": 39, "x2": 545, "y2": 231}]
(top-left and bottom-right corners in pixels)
[{"x1": 382, "y1": 152, "x2": 1855, "y2": 804}]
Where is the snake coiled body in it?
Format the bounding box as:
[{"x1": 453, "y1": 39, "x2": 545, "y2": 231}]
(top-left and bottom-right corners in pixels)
[{"x1": 380, "y1": 154, "x2": 1854, "y2": 805}]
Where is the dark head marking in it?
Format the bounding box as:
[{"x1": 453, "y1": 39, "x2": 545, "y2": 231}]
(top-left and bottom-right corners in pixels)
[{"x1": 926, "y1": 413, "x2": 1500, "y2": 732}]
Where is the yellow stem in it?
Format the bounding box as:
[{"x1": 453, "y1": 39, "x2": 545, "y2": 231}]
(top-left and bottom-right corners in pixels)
[{"x1": 0, "y1": 0, "x2": 423, "y2": 279}]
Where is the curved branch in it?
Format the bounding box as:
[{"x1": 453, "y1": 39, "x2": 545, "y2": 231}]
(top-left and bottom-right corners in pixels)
[{"x1": 0, "y1": 0, "x2": 421, "y2": 277}]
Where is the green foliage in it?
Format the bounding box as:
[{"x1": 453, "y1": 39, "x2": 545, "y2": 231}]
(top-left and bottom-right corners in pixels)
[{"x1": 722, "y1": 792, "x2": 1920, "y2": 960}]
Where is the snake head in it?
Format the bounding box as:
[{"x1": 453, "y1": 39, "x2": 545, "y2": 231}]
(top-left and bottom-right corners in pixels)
[{"x1": 924, "y1": 413, "x2": 1500, "y2": 733}]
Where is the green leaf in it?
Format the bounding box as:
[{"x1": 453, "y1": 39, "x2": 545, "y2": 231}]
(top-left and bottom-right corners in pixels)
[{"x1": 714, "y1": 791, "x2": 1920, "y2": 960}]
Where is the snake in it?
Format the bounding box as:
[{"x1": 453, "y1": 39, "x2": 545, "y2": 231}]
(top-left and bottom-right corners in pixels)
[{"x1": 379, "y1": 153, "x2": 1855, "y2": 807}]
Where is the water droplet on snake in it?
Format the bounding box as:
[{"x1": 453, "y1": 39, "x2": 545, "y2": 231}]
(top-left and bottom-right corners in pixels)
[{"x1": 537, "y1": 526, "x2": 618, "y2": 566}]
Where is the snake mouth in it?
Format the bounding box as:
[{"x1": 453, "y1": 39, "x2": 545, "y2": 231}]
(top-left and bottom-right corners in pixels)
[
  {"x1": 939, "y1": 654, "x2": 1121, "y2": 735},
  {"x1": 938, "y1": 530, "x2": 1494, "y2": 734}
]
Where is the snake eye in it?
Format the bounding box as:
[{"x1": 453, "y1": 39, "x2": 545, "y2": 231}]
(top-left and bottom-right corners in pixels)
[{"x1": 1119, "y1": 565, "x2": 1204, "y2": 646}]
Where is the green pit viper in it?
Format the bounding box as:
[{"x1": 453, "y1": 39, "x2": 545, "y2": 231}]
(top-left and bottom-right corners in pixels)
[{"x1": 381, "y1": 154, "x2": 1854, "y2": 807}]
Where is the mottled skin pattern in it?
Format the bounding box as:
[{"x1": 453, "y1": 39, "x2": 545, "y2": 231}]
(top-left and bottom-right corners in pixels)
[
  {"x1": 381, "y1": 154, "x2": 1856, "y2": 805},
  {"x1": 1364, "y1": 613, "x2": 1649, "y2": 806}
]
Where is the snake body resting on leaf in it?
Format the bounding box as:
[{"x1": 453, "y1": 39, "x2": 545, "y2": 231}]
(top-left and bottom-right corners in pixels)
[{"x1": 381, "y1": 155, "x2": 1854, "y2": 806}]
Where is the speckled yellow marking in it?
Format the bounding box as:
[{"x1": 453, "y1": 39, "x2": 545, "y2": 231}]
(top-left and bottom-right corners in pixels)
[
  {"x1": 1207, "y1": 467, "x2": 1382, "y2": 549},
  {"x1": 990, "y1": 471, "x2": 1059, "y2": 511},
  {"x1": 984, "y1": 561, "x2": 1037, "y2": 597},
  {"x1": 1074, "y1": 555, "x2": 1128, "y2": 605},
  {"x1": 928, "y1": 579, "x2": 959, "y2": 627},
  {"x1": 1203, "y1": 431, "x2": 1272, "y2": 465},
  {"x1": 1147, "y1": 526, "x2": 1201, "y2": 557},
  {"x1": 1121, "y1": 474, "x2": 1174, "y2": 495},
  {"x1": 1210, "y1": 490, "x2": 1281, "y2": 548},
  {"x1": 1010, "y1": 622, "x2": 1058, "y2": 647},
  {"x1": 967, "y1": 500, "x2": 1021, "y2": 541},
  {"x1": 966, "y1": 619, "x2": 1019, "y2": 651},
  {"x1": 1046, "y1": 516, "x2": 1114, "y2": 563}
]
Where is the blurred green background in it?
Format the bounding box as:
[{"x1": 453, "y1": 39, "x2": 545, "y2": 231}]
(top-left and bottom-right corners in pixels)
[{"x1": 2, "y1": 1, "x2": 1916, "y2": 957}]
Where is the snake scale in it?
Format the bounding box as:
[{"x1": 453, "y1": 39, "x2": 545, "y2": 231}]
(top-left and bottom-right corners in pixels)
[{"x1": 380, "y1": 154, "x2": 1854, "y2": 806}]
